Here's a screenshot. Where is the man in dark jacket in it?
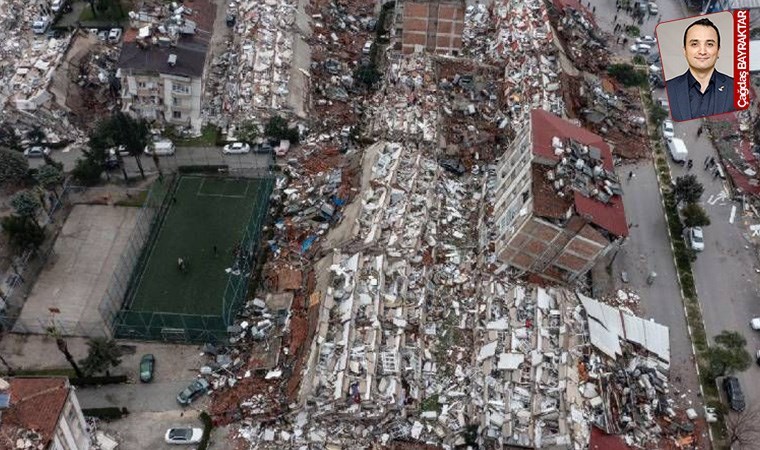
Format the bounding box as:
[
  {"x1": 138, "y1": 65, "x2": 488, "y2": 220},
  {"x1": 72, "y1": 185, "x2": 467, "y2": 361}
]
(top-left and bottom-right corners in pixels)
[{"x1": 665, "y1": 18, "x2": 734, "y2": 121}]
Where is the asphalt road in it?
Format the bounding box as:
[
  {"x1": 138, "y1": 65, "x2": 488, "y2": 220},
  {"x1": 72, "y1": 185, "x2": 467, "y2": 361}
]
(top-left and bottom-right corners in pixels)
[
  {"x1": 592, "y1": 0, "x2": 705, "y2": 410},
  {"x1": 594, "y1": 0, "x2": 760, "y2": 416},
  {"x1": 76, "y1": 380, "x2": 207, "y2": 413}
]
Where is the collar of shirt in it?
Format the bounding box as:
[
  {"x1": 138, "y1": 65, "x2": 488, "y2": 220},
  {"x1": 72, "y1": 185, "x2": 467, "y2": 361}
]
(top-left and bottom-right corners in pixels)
[{"x1": 686, "y1": 69, "x2": 716, "y2": 94}]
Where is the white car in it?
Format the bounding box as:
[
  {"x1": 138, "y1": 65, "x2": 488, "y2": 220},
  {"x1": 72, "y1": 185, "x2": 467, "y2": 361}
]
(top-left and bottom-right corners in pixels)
[
  {"x1": 629, "y1": 43, "x2": 652, "y2": 55},
  {"x1": 164, "y1": 427, "x2": 202, "y2": 444},
  {"x1": 108, "y1": 28, "x2": 122, "y2": 43},
  {"x1": 751, "y1": 318, "x2": 760, "y2": 330},
  {"x1": 51, "y1": 0, "x2": 63, "y2": 13},
  {"x1": 657, "y1": 97, "x2": 670, "y2": 109},
  {"x1": 23, "y1": 146, "x2": 51, "y2": 157},
  {"x1": 362, "y1": 41, "x2": 373, "y2": 55},
  {"x1": 223, "y1": 142, "x2": 251, "y2": 154},
  {"x1": 689, "y1": 227, "x2": 704, "y2": 252},
  {"x1": 662, "y1": 120, "x2": 675, "y2": 139},
  {"x1": 648, "y1": 2, "x2": 659, "y2": 14},
  {"x1": 636, "y1": 35, "x2": 657, "y2": 46}
]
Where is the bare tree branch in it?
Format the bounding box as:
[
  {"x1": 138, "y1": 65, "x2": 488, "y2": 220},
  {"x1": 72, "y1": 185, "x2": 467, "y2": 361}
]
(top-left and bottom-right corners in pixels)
[{"x1": 726, "y1": 405, "x2": 760, "y2": 448}]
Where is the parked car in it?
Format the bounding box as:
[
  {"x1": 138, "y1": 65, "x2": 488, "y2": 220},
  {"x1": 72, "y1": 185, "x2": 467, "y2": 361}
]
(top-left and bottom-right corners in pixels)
[
  {"x1": 108, "y1": 28, "x2": 122, "y2": 43},
  {"x1": 657, "y1": 97, "x2": 669, "y2": 109},
  {"x1": 629, "y1": 43, "x2": 652, "y2": 55},
  {"x1": 176, "y1": 378, "x2": 209, "y2": 405},
  {"x1": 648, "y1": 2, "x2": 659, "y2": 14},
  {"x1": 636, "y1": 35, "x2": 657, "y2": 46},
  {"x1": 362, "y1": 41, "x2": 373, "y2": 55},
  {"x1": 223, "y1": 142, "x2": 251, "y2": 154},
  {"x1": 647, "y1": 52, "x2": 661, "y2": 65},
  {"x1": 164, "y1": 427, "x2": 203, "y2": 444},
  {"x1": 688, "y1": 227, "x2": 704, "y2": 252},
  {"x1": 722, "y1": 376, "x2": 746, "y2": 412},
  {"x1": 662, "y1": 120, "x2": 675, "y2": 139},
  {"x1": 751, "y1": 317, "x2": 760, "y2": 330},
  {"x1": 756, "y1": 349, "x2": 760, "y2": 366},
  {"x1": 23, "y1": 146, "x2": 51, "y2": 157},
  {"x1": 144, "y1": 140, "x2": 175, "y2": 156},
  {"x1": 139, "y1": 354, "x2": 155, "y2": 383}
]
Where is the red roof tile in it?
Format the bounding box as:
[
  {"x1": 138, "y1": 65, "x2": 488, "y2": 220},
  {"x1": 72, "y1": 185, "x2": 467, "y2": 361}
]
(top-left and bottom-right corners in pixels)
[
  {"x1": 530, "y1": 109, "x2": 628, "y2": 237},
  {"x1": 1, "y1": 378, "x2": 69, "y2": 447},
  {"x1": 530, "y1": 109, "x2": 613, "y2": 171},
  {"x1": 589, "y1": 426, "x2": 633, "y2": 450},
  {"x1": 574, "y1": 192, "x2": 629, "y2": 237}
]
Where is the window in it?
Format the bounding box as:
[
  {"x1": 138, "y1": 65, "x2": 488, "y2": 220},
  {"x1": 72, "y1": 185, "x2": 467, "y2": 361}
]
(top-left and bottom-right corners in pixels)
[
  {"x1": 522, "y1": 189, "x2": 530, "y2": 203},
  {"x1": 172, "y1": 97, "x2": 181, "y2": 106},
  {"x1": 172, "y1": 111, "x2": 182, "y2": 119},
  {"x1": 137, "y1": 81, "x2": 146, "y2": 89},
  {"x1": 172, "y1": 83, "x2": 190, "y2": 94}
]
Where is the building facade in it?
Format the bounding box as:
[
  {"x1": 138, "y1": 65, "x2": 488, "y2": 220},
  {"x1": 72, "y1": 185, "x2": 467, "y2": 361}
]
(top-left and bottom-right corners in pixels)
[
  {"x1": 0, "y1": 377, "x2": 90, "y2": 450},
  {"x1": 117, "y1": 36, "x2": 207, "y2": 134},
  {"x1": 493, "y1": 109, "x2": 628, "y2": 284},
  {"x1": 395, "y1": 0, "x2": 465, "y2": 55}
]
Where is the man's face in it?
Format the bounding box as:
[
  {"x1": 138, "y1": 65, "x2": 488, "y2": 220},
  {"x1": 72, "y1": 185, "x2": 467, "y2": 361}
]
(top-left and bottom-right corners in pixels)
[{"x1": 683, "y1": 25, "x2": 720, "y2": 73}]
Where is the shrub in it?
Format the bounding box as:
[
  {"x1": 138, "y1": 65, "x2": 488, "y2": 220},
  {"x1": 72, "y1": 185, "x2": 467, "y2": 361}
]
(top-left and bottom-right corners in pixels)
[
  {"x1": 607, "y1": 64, "x2": 648, "y2": 87},
  {"x1": 72, "y1": 158, "x2": 103, "y2": 186}
]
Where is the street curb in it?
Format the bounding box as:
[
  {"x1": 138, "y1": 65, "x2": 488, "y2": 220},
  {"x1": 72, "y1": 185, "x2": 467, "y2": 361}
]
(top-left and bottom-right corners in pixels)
[{"x1": 640, "y1": 90, "x2": 715, "y2": 447}]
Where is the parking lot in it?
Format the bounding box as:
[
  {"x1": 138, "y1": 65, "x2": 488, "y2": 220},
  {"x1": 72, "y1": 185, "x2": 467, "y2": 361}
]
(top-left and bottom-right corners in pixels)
[{"x1": 93, "y1": 410, "x2": 236, "y2": 450}]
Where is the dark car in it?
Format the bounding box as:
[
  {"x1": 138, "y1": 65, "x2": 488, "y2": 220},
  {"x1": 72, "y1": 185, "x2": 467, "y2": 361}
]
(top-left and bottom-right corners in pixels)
[
  {"x1": 139, "y1": 354, "x2": 155, "y2": 383},
  {"x1": 176, "y1": 378, "x2": 209, "y2": 406},
  {"x1": 723, "y1": 376, "x2": 746, "y2": 412}
]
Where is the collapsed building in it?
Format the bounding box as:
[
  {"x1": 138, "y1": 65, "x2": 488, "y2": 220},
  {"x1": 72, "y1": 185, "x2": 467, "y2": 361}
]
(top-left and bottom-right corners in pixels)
[{"x1": 492, "y1": 109, "x2": 628, "y2": 285}]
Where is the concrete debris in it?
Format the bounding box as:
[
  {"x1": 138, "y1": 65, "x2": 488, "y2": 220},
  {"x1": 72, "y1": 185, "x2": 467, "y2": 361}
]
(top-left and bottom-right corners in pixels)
[{"x1": 190, "y1": 0, "x2": 710, "y2": 449}]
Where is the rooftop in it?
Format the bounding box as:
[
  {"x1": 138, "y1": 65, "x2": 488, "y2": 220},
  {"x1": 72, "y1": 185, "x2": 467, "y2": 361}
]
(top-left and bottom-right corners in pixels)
[
  {"x1": 0, "y1": 377, "x2": 70, "y2": 447},
  {"x1": 118, "y1": 36, "x2": 209, "y2": 78},
  {"x1": 530, "y1": 109, "x2": 628, "y2": 237}
]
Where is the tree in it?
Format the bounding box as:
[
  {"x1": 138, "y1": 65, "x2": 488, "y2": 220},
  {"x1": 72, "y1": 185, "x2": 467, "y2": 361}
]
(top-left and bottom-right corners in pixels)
[
  {"x1": 1, "y1": 216, "x2": 45, "y2": 251},
  {"x1": 682, "y1": 203, "x2": 711, "y2": 228},
  {"x1": 607, "y1": 64, "x2": 648, "y2": 87},
  {"x1": 726, "y1": 406, "x2": 760, "y2": 448},
  {"x1": 35, "y1": 165, "x2": 64, "y2": 201},
  {"x1": 706, "y1": 330, "x2": 751, "y2": 378},
  {"x1": 236, "y1": 120, "x2": 260, "y2": 145},
  {"x1": 89, "y1": 113, "x2": 150, "y2": 180},
  {"x1": 46, "y1": 328, "x2": 84, "y2": 378},
  {"x1": 0, "y1": 147, "x2": 29, "y2": 184},
  {"x1": 11, "y1": 191, "x2": 42, "y2": 226},
  {"x1": 649, "y1": 104, "x2": 668, "y2": 128},
  {"x1": 79, "y1": 337, "x2": 122, "y2": 376},
  {"x1": 0, "y1": 123, "x2": 21, "y2": 151},
  {"x1": 355, "y1": 63, "x2": 382, "y2": 88},
  {"x1": 25, "y1": 127, "x2": 45, "y2": 145},
  {"x1": 71, "y1": 157, "x2": 103, "y2": 186},
  {"x1": 674, "y1": 174, "x2": 704, "y2": 205}
]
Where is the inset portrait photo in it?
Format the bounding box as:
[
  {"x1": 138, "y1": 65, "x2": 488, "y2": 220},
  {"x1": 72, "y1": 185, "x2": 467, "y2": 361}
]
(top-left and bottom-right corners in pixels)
[{"x1": 655, "y1": 11, "x2": 750, "y2": 122}]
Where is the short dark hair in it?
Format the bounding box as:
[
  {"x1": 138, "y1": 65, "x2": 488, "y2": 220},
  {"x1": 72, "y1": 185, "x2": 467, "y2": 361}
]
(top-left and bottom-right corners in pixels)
[{"x1": 683, "y1": 18, "x2": 721, "y2": 48}]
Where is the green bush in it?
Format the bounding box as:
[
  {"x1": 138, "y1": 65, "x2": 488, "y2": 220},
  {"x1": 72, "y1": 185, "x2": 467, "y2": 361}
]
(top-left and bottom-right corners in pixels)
[
  {"x1": 72, "y1": 158, "x2": 103, "y2": 186},
  {"x1": 608, "y1": 64, "x2": 648, "y2": 87},
  {"x1": 633, "y1": 55, "x2": 645, "y2": 65},
  {"x1": 626, "y1": 25, "x2": 640, "y2": 37},
  {"x1": 198, "y1": 412, "x2": 213, "y2": 450},
  {"x1": 82, "y1": 407, "x2": 129, "y2": 420}
]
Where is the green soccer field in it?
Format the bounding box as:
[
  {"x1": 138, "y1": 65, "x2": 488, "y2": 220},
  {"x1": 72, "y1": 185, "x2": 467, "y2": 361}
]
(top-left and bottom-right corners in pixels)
[{"x1": 129, "y1": 175, "x2": 265, "y2": 316}]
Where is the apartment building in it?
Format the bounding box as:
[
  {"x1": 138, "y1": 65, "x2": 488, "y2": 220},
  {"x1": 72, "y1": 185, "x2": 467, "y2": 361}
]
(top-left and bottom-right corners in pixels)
[
  {"x1": 117, "y1": 34, "x2": 208, "y2": 134},
  {"x1": 493, "y1": 109, "x2": 628, "y2": 284},
  {"x1": 0, "y1": 377, "x2": 90, "y2": 450}
]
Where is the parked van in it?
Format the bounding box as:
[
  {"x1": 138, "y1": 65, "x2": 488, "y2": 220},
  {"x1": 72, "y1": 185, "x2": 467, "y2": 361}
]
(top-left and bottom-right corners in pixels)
[
  {"x1": 667, "y1": 137, "x2": 688, "y2": 163},
  {"x1": 144, "y1": 140, "x2": 175, "y2": 156}
]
